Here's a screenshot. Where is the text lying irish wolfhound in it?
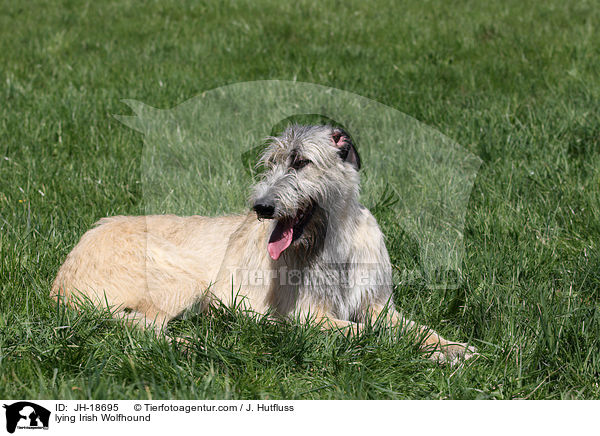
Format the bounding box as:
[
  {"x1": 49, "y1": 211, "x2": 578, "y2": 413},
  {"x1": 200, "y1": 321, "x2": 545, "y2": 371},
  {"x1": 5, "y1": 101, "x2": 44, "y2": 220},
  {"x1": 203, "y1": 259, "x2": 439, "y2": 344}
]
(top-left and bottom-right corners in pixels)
[{"x1": 52, "y1": 124, "x2": 475, "y2": 363}]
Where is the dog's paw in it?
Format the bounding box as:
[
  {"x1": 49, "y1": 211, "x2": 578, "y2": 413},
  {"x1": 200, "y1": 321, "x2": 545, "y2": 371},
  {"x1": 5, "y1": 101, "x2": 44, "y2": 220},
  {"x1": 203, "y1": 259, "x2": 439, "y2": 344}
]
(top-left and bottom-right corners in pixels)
[
  {"x1": 167, "y1": 335, "x2": 201, "y2": 355},
  {"x1": 428, "y1": 342, "x2": 477, "y2": 365}
]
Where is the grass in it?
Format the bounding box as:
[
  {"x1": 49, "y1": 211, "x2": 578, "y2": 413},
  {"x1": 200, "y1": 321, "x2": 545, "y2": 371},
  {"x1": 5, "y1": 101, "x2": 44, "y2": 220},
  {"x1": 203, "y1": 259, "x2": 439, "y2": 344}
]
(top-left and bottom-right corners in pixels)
[{"x1": 1, "y1": 0, "x2": 599, "y2": 399}]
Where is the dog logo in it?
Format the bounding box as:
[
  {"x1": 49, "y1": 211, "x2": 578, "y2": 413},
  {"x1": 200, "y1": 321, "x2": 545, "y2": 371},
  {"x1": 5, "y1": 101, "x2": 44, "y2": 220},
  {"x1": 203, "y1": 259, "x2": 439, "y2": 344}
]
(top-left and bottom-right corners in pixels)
[
  {"x1": 3, "y1": 402, "x2": 50, "y2": 433},
  {"x1": 115, "y1": 80, "x2": 482, "y2": 290}
]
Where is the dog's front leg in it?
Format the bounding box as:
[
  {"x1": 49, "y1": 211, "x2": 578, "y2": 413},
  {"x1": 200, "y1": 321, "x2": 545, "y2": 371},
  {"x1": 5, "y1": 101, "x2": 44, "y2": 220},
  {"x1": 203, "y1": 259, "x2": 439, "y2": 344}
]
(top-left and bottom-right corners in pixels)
[
  {"x1": 318, "y1": 316, "x2": 362, "y2": 336},
  {"x1": 300, "y1": 311, "x2": 363, "y2": 336},
  {"x1": 368, "y1": 305, "x2": 476, "y2": 364}
]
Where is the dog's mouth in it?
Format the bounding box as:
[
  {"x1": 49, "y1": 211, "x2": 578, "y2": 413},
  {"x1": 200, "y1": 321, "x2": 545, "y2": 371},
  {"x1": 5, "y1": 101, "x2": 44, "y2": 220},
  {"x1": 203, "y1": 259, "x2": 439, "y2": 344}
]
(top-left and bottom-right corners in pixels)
[{"x1": 267, "y1": 202, "x2": 315, "y2": 260}]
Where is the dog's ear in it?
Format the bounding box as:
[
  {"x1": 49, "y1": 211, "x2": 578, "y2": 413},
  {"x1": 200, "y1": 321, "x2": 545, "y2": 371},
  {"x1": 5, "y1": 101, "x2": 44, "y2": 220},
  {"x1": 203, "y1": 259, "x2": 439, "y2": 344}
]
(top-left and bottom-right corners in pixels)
[{"x1": 331, "y1": 128, "x2": 361, "y2": 171}]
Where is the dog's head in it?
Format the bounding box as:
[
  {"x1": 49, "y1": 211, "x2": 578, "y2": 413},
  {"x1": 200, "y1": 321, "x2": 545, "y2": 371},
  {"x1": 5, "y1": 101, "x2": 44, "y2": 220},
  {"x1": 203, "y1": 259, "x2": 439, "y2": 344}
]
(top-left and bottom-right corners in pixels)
[{"x1": 250, "y1": 124, "x2": 361, "y2": 260}]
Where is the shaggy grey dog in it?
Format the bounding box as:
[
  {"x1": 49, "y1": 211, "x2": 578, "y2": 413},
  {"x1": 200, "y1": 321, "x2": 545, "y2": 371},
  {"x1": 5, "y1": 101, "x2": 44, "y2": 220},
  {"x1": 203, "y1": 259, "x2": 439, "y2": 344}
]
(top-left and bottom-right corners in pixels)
[{"x1": 52, "y1": 124, "x2": 475, "y2": 363}]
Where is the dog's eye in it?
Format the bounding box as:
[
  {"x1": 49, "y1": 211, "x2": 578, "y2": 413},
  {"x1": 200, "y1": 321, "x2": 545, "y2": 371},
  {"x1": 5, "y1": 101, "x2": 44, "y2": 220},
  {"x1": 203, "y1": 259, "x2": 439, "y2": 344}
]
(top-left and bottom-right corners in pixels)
[{"x1": 291, "y1": 158, "x2": 311, "y2": 170}]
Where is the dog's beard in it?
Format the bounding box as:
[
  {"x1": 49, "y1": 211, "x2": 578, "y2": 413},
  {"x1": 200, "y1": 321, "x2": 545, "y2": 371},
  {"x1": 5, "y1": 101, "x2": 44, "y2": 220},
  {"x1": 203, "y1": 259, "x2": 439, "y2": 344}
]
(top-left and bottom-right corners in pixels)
[
  {"x1": 267, "y1": 205, "x2": 327, "y2": 260},
  {"x1": 267, "y1": 202, "x2": 318, "y2": 260}
]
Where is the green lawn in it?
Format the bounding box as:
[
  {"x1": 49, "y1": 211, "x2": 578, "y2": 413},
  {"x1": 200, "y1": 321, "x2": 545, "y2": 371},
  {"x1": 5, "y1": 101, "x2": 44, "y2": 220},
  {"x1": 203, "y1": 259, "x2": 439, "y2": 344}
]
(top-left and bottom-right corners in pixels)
[{"x1": 1, "y1": 0, "x2": 599, "y2": 399}]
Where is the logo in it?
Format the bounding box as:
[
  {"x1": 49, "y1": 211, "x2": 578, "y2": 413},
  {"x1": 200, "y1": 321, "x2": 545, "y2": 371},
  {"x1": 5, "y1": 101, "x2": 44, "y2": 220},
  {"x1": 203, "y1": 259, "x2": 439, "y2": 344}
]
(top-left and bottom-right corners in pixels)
[
  {"x1": 3, "y1": 402, "x2": 50, "y2": 434},
  {"x1": 117, "y1": 80, "x2": 481, "y2": 293}
]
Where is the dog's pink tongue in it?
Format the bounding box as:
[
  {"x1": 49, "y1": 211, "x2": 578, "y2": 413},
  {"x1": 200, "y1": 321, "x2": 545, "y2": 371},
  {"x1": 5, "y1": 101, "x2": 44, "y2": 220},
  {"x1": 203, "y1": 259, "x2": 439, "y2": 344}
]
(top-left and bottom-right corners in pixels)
[{"x1": 268, "y1": 220, "x2": 293, "y2": 260}]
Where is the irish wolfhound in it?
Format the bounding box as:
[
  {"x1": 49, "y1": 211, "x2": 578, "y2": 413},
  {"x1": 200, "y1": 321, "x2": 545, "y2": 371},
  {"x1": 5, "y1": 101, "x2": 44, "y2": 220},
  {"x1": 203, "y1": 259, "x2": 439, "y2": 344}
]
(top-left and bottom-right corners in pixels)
[{"x1": 52, "y1": 124, "x2": 475, "y2": 363}]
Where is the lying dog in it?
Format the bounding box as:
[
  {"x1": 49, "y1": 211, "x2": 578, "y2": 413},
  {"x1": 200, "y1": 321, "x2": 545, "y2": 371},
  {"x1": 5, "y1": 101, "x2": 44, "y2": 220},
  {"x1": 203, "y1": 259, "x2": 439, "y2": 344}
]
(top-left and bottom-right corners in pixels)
[{"x1": 52, "y1": 124, "x2": 475, "y2": 363}]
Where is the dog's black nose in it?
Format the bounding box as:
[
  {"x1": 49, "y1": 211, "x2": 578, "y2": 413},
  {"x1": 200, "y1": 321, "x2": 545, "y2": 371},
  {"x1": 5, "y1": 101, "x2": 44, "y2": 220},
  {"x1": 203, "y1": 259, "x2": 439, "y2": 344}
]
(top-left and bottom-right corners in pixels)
[{"x1": 253, "y1": 202, "x2": 275, "y2": 219}]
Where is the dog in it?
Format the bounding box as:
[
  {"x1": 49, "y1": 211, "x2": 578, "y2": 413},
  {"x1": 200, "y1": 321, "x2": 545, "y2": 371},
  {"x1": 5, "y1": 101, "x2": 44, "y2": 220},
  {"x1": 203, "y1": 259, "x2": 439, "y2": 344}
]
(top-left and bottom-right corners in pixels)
[{"x1": 51, "y1": 124, "x2": 475, "y2": 363}]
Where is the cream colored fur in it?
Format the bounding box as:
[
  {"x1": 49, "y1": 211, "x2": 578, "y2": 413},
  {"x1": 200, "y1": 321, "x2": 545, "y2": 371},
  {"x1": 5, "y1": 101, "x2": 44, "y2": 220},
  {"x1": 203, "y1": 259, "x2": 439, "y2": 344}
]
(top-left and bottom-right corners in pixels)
[{"x1": 51, "y1": 125, "x2": 475, "y2": 364}]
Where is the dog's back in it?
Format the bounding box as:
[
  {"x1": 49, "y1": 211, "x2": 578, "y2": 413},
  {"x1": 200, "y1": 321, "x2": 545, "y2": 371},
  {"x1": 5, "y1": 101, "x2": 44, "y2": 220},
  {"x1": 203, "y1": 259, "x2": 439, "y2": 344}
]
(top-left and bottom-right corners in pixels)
[{"x1": 51, "y1": 214, "x2": 245, "y2": 321}]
